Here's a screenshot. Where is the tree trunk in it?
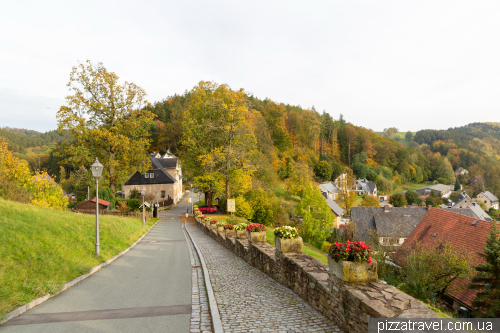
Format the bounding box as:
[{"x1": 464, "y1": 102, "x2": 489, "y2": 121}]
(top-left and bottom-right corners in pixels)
[{"x1": 205, "y1": 191, "x2": 214, "y2": 205}]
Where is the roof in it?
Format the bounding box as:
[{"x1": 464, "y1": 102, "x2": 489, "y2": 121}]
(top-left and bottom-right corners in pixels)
[
  {"x1": 395, "y1": 208, "x2": 494, "y2": 307},
  {"x1": 356, "y1": 178, "x2": 376, "y2": 192},
  {"x1": 350, "y1": 207, "x2": 428, "y2": 240},
  {"x1": 74, "y1": 197, "x2": 111, "y2": 208},
  {"x1": 319, "y1": 182, "x2": 340, "y2": 194},
  {"x1": 440, "y1": 208, "x2": 477, "y2": 219},
  {"x1": 157, "y1": 157, "x2": 178, "y2": 169},
  {"x1": 480, "y1": 191, "x2": 498, "y2": 203},
  {"x1": 452, "y1": 191, "x2": 470, "y2": 205},
  {"x1": 468, "y1": 202, "x2": 492, "y2": 221},
  {"x1": 324, "y1": 197, "x2": 344, "y2": 217},
  {"x1": 415, "y1": 184, "x2": 453, "y2": 193},
  {"x1": 124, "y1": 155, "x2": 177, "y2": 186}
]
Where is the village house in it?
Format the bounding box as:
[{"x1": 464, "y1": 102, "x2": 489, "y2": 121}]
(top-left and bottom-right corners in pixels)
[
  {"x1": 476, "y1": 190, "x2": 499, "y2": 210},
  {"x1": 320, "y1": 191, "x2": 345, "y2": 228},
  {"x1": 451, "y1": 191, "x2": 473, "y2": 209},
  {"x1": 74, "y1": 197, "x2": 111, "y2": 214},
  {"x1": 354, "y1": 178, "x2": 377, "y2": 196},
  {"x1": 395, "y1": 208, "x2": 494, "y2": 315},
  {"x1": 318, "y1": 172, "x2": 353, "y2": 200},
  {"x1": 415, "y1": 183, "x2": 453, "y2": 198},
  {"x1": 454, "y1": 167, "x2": 469, "y2": 177},
  {"x1": 122, "y1": 151, "x2": 183, "y2": 205},
  {"x1": 350, "y1": 206, "x2": 428, "y2": 246}
]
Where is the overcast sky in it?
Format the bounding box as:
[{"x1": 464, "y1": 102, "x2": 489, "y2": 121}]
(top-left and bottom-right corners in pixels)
[{"x1": 1, "y1": 0, "x2": 500, "y2": 133}]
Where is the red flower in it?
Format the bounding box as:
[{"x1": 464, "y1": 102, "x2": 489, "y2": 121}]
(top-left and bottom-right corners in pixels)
[{"x1": 368, "y1": 259, "x2": 372, "y2": 264}]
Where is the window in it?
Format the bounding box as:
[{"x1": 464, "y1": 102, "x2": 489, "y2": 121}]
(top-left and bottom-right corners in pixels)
[
  {"x1": 150, "y1": 173, "x2": 154, "y2": 178},
  {"x1": 161, "y1": 191, "x2": 165, "y2": 198},
  {"x1": 145, "y1": 173, "x2": 149, "y2": 178}
]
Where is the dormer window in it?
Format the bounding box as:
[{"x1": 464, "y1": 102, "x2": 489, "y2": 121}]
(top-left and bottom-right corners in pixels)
[
  {"x1": 145, "y1": 173, "x2": 149, "y2": 178},
  {"x1": 150, "y1": 173, "x2": 154, "y2": 178}
]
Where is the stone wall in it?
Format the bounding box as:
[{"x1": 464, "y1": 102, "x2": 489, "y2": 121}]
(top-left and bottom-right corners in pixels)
[{"x1": 194, "y1": 216, "x2": 437, "y2": 333}]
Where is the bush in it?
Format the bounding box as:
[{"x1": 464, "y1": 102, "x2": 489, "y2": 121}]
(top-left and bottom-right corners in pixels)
[
  {"x1": 360, "y1": 195, "x2": 380, "y2": 207},
  {"x1": 405, "y1": 190, "x2": 421, "y2": 205},
  {"x1": 127, "y1": 198, "x2": 140, "y2": 211},
  {"x1": 436, "y1": 177, "x2": 449, "y2": 185},
  {"x1": 235, "y1": 196, "x2": 253, "y2": 220},
  {"x1": 389, "y1": 193, "x2": 407, "y2": 207},
  {"x1": 274, "y1": 226, "x2": 299, "y2": 239}
]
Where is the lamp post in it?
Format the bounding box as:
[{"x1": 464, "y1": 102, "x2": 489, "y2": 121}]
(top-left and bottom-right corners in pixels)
[
  {"x1": 141, "y1": 187, "x2": 146, "y2": 227},
  {"x1": 91, "y1": 158, "x2": 103, "y2": 257}
]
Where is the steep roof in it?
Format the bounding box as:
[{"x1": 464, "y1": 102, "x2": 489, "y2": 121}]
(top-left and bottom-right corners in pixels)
[
  {"x1": 468, "y1": 202, "x2": 493, "y2": 222},
  {"x1": 452, "y1": 191, "x2": 470, "y2": 205},
  {"x1": 395, "y1": 208, "x2": 494, "y2": 307},
  {"x1": 325, "y1": 197, "x2": 344, "y2": 217},
  {"x1": 440, "y1": 208, "x2": 477, "y2": 219},
  {"x1": 367, "y1": 182, "x2": 377, "y2": 192},
  {"x1": 157, "y1": 157, "x2": 178, "y2": 169},
  {"x1": 319, "y1": 182, "x2": 340, "y2": 194},
  {"x1": 350, "y1": 207, "x2": 428, "y2": 240},
  {"x1": 481, "y1": 191, "x2": 498, "y2": 202},
  {"x1": 124, "y1": 154, "x2": 177, "y2": 186}
]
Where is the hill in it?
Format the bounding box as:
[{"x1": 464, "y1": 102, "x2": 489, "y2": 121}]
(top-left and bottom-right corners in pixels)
[
  {"x1": 0, "y1": 199, "x2": 156, "y2": 319},
  {"x1": 374, "y1": 131, "x2": 416, "y2": 146}
]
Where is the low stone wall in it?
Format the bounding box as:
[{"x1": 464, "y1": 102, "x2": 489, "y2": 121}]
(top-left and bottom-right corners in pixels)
[{"x1": 193, "y1": 216, "x2": 437, "y2": 333}]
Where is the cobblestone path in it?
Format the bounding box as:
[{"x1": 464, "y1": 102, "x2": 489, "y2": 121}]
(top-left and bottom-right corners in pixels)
[
  {"x1": 183, "y1": 225, "x2": 213, "y2": 333},
  {"x1": 186, "y1": 224, "x2": 343, "y2": 333}
]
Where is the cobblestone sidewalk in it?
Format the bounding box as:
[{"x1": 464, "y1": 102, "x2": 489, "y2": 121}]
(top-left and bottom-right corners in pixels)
[
  {"x1": 186, "y1": 224, "x2": 343, "y2": 333},
  {"x1": 183, "y1": 225, "x2": 213, "y2": 333}
]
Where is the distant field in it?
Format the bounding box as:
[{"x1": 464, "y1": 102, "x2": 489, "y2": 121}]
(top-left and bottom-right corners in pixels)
[{"x1": 375, "y1": 131, "x2": 416, "y2": 146}]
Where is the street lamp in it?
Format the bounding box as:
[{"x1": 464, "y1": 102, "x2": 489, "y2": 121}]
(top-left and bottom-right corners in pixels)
[
  {"x1": 91, "y1": 158, "x2": 103, "y2": 257},
  {"x1": 141, "y1": 187, "x2": 146, "y2": 227}
]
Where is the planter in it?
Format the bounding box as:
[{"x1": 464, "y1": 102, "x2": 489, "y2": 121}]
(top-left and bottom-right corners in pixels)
[
  {"x1": 217, "y1": 226, "x2": 224, "y2": 234},
  {"x1": 327, "y1": 256, "x2": 378, "y2": 283},
  {"x1": 275, "y1": 236, "x2": 303, "y2": 254},
  {"x1": 248, "y1": 231, "x2": 266, "y2": 243},
  {"x1": 210, "y1": 224, "x2": 217, "y2": 230},
  {"x1": 235, "y1": 229, "x2": 247, "y2": 239},
  {"x1": 225, "y1": 229, "x2": 235, "y2": 238}
]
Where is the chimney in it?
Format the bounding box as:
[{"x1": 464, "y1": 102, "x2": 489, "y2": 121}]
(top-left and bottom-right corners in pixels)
[{"x1": 384, "y1": 205, "x2": 390, "y2": 212}]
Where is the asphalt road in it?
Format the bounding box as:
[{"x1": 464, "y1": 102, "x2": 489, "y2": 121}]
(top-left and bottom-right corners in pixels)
[{"x1": 0, "y1": 194, "x2": 192, "y2": 333}]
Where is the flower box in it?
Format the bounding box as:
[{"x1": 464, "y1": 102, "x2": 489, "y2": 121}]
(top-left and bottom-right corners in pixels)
[
  {"x1": 217, "y1": 226, "x2": 224, "y2": 234},
  {"x1": 327, "y1": 256, "x2": 378, "y2": 283},
  {"x1": 235, "y1": 229, "x2": 247, "y2": 239},
  {"x1": 248, "y1": 231, "x2": 266, "y2": 243},
  {"x1": 225, "y1": 229, "x2": 235, "y2": 238},
  {"x1": 275, "y1": 236, "x2": 303, "y2": 254},
  {"x1": 210, "y1": 224, "x2": 217, "y2": 230}
]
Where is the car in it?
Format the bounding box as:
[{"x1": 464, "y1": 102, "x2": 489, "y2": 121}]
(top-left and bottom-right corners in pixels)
[{"x1": 198, "y1": 205, "x2": 217, "y2": 214}]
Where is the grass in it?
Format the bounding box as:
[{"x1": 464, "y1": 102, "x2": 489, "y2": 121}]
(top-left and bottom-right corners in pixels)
[
  {"x1": 375, "y1": 131, "x2": 416, "y2": 147},
  {"x1": 394, "y1": 181, "x2": 434, "y2": 193},
  {"x1": 0, "y1": 199, "x2": 158, "y2": 319},
  {"x1": 274, "y1": 185, "x2": 301, "y2": 203},
  {"x1": 265, "y1": 227, "x2": 328, "y2": 264}
]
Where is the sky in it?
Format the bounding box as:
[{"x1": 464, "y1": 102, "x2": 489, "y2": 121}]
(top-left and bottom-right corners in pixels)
[{"x1": 1, "y1": 0, "x2": 500, "y2": 133}]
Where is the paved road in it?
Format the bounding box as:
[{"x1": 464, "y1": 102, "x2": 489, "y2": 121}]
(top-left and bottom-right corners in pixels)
[
  {"x1": 1, "y1": 194, "x2": 193, "y2": 333},
  {"x1": 186, "y1": 224, "x2": 343, "y2": 333}
]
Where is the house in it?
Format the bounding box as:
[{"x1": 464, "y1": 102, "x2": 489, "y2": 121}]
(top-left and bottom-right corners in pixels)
[
  {"x1": 476, "y1": 191, "x2": 499, "y2": 210},
  {"x1": 451, "y1": 191, "x2": 473, "y2": 209},
  {"x1": 395, "y1": 208, "x2": 494, "y2": 313},
  {"x1": 66, "y1": 192, "x2": 78, "y2": 202},
  {"x1": 319, "y1": 182, "x2": 341, "y2": 200},
  {"x1": 320, "y1": 192, "x2": 345, "y2": 228},
  {"x1": 74, "y1": 197, "x2": 111, "y2": 214},
  {"x1": 350, "y1": 206, "x2": 428, "y2": 246},
  {"x1": 415, "y1": 184, "x2": 453, "y2": 198},
  {"x1": 122, "y1": 152, "x2": 183, "y2": 205},
  {"x1": 455, "y1": 167, "x2": 469, "y2": 177},
  {"x1": 354, "y1": 178, "x2": 377, "y2": 196}
]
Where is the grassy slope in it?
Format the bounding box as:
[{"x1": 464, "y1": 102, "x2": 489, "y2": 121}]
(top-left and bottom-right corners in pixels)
[
  {"x1": 375, "y1": 131, "x2": 416, "y2": 146},
  {"x1": 0, "y1": 199, "x2": 157, "y2": 318}
]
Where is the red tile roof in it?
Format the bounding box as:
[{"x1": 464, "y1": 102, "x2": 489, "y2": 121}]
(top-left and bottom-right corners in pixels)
[
  {"x1": 90, "y1": 197, "x2": 111, "y2": 207},
  {"x1": 395, "y1": 207, "x2": 493, "y2": 307}
]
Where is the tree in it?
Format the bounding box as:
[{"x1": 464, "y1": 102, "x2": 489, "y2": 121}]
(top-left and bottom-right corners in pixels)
[
  {"x1": 469, "y1": 221, "x2": 500, "y2": 317},
  {"x1": 405, "y1": 131, "x2": 413, "y2": 141},
  {"x1": 435, "y1": 157, "x2": 455, "y2": 184},
  {"x1": 454, "y1": 178, "x2": 461, "y2": 191},
  {"x1": 182, "y1": 81, "x2": 256, "y2": 203},
  {"x1": 57, "y1": 61, "x2": 155, "y2": 191},
  {"x1": 28, "y1": 173, "x2": 68, "y2": 210},
  {"x1": 330, "y1": 160, "x2": 343, "y2": 180},
  {"x1": 383, "y1": 127, "x2": 399, "y2": 137},
  {"x1": 389, "y1": 193, "x2": 407, "y2": 207},
  {"x1": 360, "y1": 195, "x2": 380, "y2": 207},
  {"x1": 405, "y1": 190, "x2": 421, "y2": 205},
  {"x1": 344, "y1": 125, "x2": 358, "y2": 167},
  {"x1": 376, "y1": 176, "x2": 393, "y2": 194},
  {"x1": 488, "y1": 208, "x2": 498, "y2": 219},
  {"x1": 314, "y1": 160, "x2": 332, "y2": 182}
]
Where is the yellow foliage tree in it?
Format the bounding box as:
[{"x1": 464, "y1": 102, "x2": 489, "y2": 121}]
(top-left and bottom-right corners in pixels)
[
  {"x1": 28, "y1": 173, "x2": 68, "y2": 210},
  {"x1": 0, "y1": 137, "x2": 31, "y2": 186}
]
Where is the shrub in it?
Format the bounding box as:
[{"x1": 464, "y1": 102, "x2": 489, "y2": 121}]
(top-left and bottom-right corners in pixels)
[
  {"x1": 127, "y1": 198, "x2": 140, "y2": 211},
  {"x1": 246, "y1": 223, "x2": 267, "y2": 232},
  {"x1": 235, "y1": 196, "x2": 253, "y2": 220},
  {"x1": 389, "y1": 193, "x2": 407, "y2": 207},
  {"x1": 328, "y1": 241, "x2": 373, "y2": 263},
  {"x1": 234, "y1": 223, "x2": 247, "y2": 231},
  {"x1": 274, "y1": 226, "x2": 299, "y2": 239},
  {"x1": 117, "y1": 201, "x2": 131, "y2": 215},
  {"x1": 226, "y1": 215, "x2": 247, "y2": 225}
]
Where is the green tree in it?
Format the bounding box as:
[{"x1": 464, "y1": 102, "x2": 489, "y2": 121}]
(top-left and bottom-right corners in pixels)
[
  {"x1": 376, "y1": 176, "x2": 393, "y2": 194},
  {"x1": 405, "y1": 131, "x2": 413, "y2": 141},
  {"x1": 435, "y1": 157, "x2": 455, "y2": 184},
  {"x1": 469, "y1": 221, "x2": 500, "y2": 317},
  {"x1": 454, "y1": 178, "x2": 461, "y2": 191},
  {"x1": 56, "y1": 61, "x2": 154, "y2": 191},
  {"x1": 314, "y1": 160, "x2": 332, "y2": 182},
  {"x1": 389, "y1": 193, "x2": 407, "y2": 207},
  {"x1": 245, "y1": 188, "x2": 274, "y2": 226},
  {"x1": 330, "y1": 160, "x2": 343, "y2": 180},
  {"x1": 360, "y1": 195, "x2": 380, "y2": 207},
  {"x1": 488, "y1": 208, "x2": 498, "y2": 219},
  {"x1": 182, "y1": 81, "x2": 256, "y2": 203},
  {"x1": 405, "y1": 190, "x2": 421, "y2": 205}
]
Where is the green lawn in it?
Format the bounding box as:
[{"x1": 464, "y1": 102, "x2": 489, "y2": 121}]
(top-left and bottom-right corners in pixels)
[
  {"x1": 394, "y1": 181, "x2": 433, "y2": 193},
  {"x1": 375, "y1": 131, "x2": 416, "y2": 147},
  {"x1": 0, "y1": 199, "x2": 157, "y2": 319},
  {"x1": 266, "y1": 228, "x2": 328, "y2": 264}
]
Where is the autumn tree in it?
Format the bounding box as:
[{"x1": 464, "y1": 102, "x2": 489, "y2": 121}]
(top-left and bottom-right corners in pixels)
[
  {"x1": 360, "y1": 195, "x2": 380, "y2": 207},
  {"x1": 56, "y1": 61, "x2": 155, "y2": 191},
  {"x1": 314, "y1": 160, "x2": 332, "y2": 182},
  {"x1": 389, "y1": 193, "x2": 407, "y2": 207},
  {"x1": 344, "y1": 125, "x2": 358, "y2": 167},
  {"x1": 182, "y1": 81, "x2": 256, "y2": 203}
]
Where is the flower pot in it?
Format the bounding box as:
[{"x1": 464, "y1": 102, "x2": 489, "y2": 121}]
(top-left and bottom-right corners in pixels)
[
  {"x1": 217, "y1": 226, "x2": 224, "y2": 234},
  {"x1": 248, "y1": 231, "x2": 266, "y2": 243},
  {"x1": 275, "y1": 236, "x2": 303, "y2": 254},
  {"x1": 235, "y1": 229, "x2": 247, "y2": 239},
  {"x1": 225, "y1": 229, "x2": 235, "y2": 238},
  {"x1": 210, "y1": 224, "x2": 217, "y2": 230},
  {"x1": 327, "y1": 257, "x2": 378, "y2": 283}
]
